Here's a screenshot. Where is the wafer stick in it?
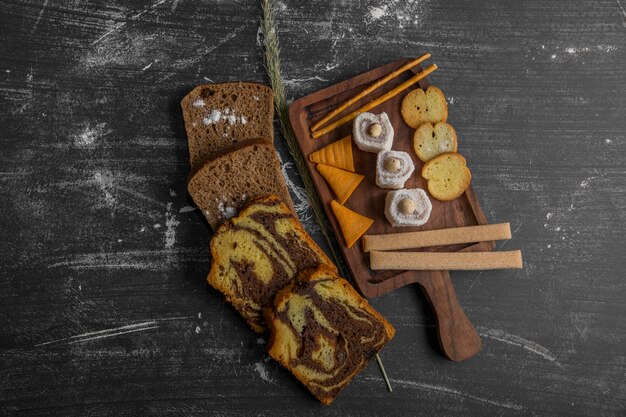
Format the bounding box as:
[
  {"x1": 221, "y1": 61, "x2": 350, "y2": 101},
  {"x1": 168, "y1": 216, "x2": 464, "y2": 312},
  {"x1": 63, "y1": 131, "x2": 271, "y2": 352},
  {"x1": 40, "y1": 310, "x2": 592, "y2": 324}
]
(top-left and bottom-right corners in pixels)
[
  {"x1": 369, "y1": 250, "x2": 523, "y2": 271},
  {"x1": 310, "y1": 53, "x2": 432, "y2": 132},
  {"x1": 362, "y1": 223, "x2": 512, "y2": 253},
  {"x1": 311, "y1": 64, "x2": 438, "y2": 139}
]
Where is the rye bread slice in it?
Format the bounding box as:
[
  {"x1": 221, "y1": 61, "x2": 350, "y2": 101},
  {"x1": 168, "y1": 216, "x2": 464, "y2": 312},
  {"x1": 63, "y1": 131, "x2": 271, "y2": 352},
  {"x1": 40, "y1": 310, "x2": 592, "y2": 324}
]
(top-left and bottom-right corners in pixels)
[
  {"x1": 181, "y1": 82, "x2": 274, "y2": 171},
  {"x1": 187, "y1": 139, "x2": 295, "y2": 230}
]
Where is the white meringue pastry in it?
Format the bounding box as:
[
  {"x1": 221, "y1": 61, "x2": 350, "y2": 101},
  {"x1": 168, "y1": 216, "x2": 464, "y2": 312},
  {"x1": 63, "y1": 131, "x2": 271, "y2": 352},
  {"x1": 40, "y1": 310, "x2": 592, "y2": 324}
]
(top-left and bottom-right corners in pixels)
[
  {"x1": 384, "y1": 188, "x2": 432, "y2": 227},
  {"x1": 375, "y1": 150, "x2": 415, "y2": 189},
  {"x1": 353, "y1": 112, "x2": 394, "y2": 153}
]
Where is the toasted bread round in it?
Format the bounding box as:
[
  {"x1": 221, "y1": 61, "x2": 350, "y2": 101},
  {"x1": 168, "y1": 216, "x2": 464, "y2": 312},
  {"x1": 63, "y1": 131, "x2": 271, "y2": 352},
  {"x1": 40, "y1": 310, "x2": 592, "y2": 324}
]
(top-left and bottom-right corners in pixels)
[
  {"x1": 413, "y1": 122, "x2": 458, "y2": 162},
  {"x1": 401, "y1": 86, "x2": 448, "y2": 129},
  {"x1": 421, "y1": 152, "x2": 471, "y2": 201}
]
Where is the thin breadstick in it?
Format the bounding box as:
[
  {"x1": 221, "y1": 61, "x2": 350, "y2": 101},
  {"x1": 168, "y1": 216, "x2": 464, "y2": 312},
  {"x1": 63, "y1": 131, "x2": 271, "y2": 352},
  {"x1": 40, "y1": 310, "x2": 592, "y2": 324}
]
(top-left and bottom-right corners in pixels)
[
  {"x1": 369, "y1": 250, "x2": 523, "y2": 271},
  {"x1": 311, "y1": 64, "x2": 438, "y2": 139},
  {"x1": 310, "y1": 53, "x2": 432, "y2": 132},
  {"x1": 362, "y1": 223, "x2": 512, "y2": 253}
]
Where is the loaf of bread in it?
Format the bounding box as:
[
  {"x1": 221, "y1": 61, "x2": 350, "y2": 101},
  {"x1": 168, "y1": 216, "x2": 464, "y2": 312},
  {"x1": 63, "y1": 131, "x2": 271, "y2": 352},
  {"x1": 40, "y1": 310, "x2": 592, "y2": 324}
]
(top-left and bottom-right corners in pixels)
[
  {"x1": 187, "y1": 139, "x2": 294, "y2": 230},
  {"x1": 401, "y1": 86, "x2": 448, "y2": 129},
  {"x1": 265, "y1": 265, "x2": 395, "y2": 405},
  {"x1": 207, "y1": 195, "x2": 336, "y2": 333},
  {"x1": 413, "y1": 122, "x2": 458, "y2": 162},
  {"x1": 181, "y1": 82, "x2": 274, "y2": 171},
  {"x1": 421, "y1": 152, "x2": 471, "y2": 201}
]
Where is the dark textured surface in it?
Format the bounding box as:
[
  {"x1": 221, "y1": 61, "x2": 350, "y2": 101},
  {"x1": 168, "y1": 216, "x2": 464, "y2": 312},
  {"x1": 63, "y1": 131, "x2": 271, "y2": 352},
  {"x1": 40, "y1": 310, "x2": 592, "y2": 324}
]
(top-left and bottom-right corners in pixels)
[{"x1": 1, "y1": 0, "x2": 625, "y2": 415}]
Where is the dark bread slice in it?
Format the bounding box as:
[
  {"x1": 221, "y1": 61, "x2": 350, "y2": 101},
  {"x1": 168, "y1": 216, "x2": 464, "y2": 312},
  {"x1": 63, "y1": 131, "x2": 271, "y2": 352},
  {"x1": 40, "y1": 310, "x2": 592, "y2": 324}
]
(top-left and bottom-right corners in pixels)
[
  {"x1": 208, "y1": 195, "x2": 337, "y2": 333},
  {"x1": 264, "y1": 264, "x2": 395, "y2": 405},
  {"x1": 187, "y1": 139, "x2": 295, "y2": 230},
  {"x1": 181, "y1": 82, "x2": 274, "y2": 171}
]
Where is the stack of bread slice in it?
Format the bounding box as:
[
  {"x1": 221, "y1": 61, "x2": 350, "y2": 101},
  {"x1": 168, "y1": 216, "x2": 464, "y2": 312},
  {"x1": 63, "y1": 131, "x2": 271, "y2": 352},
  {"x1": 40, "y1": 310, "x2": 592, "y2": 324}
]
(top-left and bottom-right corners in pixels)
[
  {"x1": 182, "y1": 82, "x2": 294, "y2": 229},
  {"x1": 182, "y1": 82, "x2": 395, "y2": 405}
]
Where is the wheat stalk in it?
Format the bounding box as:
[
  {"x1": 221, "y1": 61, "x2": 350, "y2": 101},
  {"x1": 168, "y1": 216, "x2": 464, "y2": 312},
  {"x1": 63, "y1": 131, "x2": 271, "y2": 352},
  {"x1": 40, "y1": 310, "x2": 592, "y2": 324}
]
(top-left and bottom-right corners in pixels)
[
  {"x1": 260, "y1": 0, "x2": 392, "y2": 391},
  {"x1": 260, "y1": 0, "x2": 347, "y2": 278}
]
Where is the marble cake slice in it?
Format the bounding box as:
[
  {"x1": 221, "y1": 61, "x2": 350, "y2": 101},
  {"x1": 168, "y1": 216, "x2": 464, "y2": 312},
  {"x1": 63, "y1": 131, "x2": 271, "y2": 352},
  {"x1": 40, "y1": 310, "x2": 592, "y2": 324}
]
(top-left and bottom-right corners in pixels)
[
  {"x1": 264, "y1": 265, "x2": 395, "y2": 405},
  {"x1": 207, "y1": 195, "x2": 336, "y2": 333}
]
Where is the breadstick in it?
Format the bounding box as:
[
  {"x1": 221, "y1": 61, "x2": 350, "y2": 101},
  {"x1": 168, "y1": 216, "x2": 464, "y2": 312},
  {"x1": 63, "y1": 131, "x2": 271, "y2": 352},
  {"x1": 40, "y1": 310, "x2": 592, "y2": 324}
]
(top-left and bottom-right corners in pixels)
[
  {"x1": 311, "y1": 64, "x2": 438, "y2": 139},
  {"x1": 369, "y1": 250, "x2": 523, "y2": 271},
  {"x1": 310, "y1": 53, "x2": 432, "y2": 132},
  {"x1": 362, "y1": 223, "x2": 511, "y2": 253}
]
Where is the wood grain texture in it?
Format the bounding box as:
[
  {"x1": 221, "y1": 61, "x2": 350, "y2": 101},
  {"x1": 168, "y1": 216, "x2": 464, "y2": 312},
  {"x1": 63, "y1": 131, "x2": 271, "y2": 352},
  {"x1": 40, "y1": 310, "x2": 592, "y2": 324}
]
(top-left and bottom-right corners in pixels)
[
  {"x1": 289, "y1": 59, "x2": 492, "y2": 361},
  {"x1": 1, "y1": 0, "x2": 625, "y2": 416},
  {"x1": 289, "y1": 58, "x2": 495, "y2": 297}
]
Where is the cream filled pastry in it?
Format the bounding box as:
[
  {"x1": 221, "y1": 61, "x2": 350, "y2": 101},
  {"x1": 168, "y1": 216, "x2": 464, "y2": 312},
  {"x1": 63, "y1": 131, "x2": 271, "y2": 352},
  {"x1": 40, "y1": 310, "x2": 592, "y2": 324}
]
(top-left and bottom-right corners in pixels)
[
  {"x1": 384, "y1": 188, "x2": 432, "y2": 227},
  {"x1": 352, "y1": 112, "x2": 394, "y2": 153},
  {"x1": 375, "y1": 150, "x2": 415, "y2": 189}
]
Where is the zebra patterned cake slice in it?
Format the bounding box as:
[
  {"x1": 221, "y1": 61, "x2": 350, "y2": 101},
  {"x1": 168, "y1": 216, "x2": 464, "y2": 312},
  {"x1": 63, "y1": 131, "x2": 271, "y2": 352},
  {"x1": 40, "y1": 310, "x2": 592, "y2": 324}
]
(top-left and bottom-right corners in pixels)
[
  {"x1": 207, "y1": 195, "x2": 336, "y2": 333},
  {"x1": 264, "y1": 265, "x2": 395, "y2": 405}
]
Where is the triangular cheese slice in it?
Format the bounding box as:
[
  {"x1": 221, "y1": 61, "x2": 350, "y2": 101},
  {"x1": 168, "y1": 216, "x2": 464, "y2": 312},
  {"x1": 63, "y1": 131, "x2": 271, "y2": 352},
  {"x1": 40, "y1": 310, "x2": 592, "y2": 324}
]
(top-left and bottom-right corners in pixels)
[
  {"x1": 316, "y1": 164, "x2": 363, "y2": 204},
  {"x1": 309, "y1": 136, "x2": 355, "y2": 172},
  {"x1": 330, "y1": 200, "x2": 373, "y2": 248}
]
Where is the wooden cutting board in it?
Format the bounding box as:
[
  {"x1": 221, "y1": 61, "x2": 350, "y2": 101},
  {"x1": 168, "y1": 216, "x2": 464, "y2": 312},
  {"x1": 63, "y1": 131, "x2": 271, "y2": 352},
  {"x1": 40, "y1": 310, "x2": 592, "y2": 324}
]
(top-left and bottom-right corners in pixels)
[{"x1": 288, "y1": 58, "x2": 495, "y2": 361}]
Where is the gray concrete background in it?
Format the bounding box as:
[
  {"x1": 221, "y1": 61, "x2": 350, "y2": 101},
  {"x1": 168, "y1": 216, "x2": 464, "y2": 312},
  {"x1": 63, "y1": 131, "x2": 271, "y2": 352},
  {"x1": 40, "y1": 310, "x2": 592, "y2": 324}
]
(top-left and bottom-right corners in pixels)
[{"x1": 1, "y1": 0, "x2": 625, "y2": 415}]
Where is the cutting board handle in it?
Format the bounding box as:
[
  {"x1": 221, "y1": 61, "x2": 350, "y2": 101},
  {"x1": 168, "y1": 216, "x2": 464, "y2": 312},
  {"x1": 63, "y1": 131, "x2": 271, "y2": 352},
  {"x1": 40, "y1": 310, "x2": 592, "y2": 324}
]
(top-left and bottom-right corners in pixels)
[{"x1": 417, "y1": 271, "x2": 482, "y2": 361}]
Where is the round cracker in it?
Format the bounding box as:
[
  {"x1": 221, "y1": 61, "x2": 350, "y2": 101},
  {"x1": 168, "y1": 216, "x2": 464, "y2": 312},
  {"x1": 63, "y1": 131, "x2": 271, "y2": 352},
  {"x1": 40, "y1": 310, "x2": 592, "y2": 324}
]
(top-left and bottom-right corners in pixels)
[
  {"x1": 421, "y1": 152, "x2": 471, "y2": 201},
  {"x1": 400, "y1": 86, "x2": 448, "y2": 129},
  {"x1": 413, "y1": 122, "x2": 458, "y2": 162}
]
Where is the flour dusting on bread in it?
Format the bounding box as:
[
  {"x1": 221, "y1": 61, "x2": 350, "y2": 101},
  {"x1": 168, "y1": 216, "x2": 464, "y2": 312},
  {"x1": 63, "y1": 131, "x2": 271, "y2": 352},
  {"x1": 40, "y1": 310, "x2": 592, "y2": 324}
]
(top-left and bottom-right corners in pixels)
[
  {"x1": 181, "y1": 82, "x2": 273, "y2": 170},
  {"x1": 202, "y1": 108, "x2": 247, "y2": 125}
]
